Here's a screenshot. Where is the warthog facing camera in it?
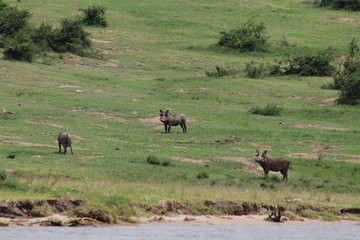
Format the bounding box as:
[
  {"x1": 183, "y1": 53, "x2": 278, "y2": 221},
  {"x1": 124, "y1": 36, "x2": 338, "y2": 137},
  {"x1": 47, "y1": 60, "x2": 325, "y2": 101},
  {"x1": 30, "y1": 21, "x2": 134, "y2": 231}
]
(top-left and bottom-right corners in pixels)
[
  {"x1": 57, "y1": 131, "x2": 73, "y2": 154},
  {"x1": 255, "y1": 149, "x2": 290, "y2": 182},
  {"x1": 159, "y1": 110, "x2": 187, "y2": 133}
]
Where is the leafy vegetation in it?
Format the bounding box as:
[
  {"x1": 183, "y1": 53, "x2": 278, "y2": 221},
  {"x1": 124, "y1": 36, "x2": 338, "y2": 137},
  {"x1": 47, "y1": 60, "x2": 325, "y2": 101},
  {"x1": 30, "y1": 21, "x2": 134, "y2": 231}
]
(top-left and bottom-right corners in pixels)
[
  {"x1": 248, "y1": 104, "x2": 283, "y2": 116},
  {"x1": 317, "y1": 0, "x2": 360, "y2": 11},
  {"x1": 79, "y1": 5, "x2": 107, "y2": 27},
  {"x1": 218, "y1": 19, "x2": 269, "y2": 52}
]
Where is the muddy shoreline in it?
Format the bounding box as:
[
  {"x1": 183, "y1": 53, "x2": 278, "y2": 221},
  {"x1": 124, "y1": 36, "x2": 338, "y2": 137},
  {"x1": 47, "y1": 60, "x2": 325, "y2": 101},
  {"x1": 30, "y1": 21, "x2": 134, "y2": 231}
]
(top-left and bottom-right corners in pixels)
[{"x1": 0, "y1": 197, "x2": 359, "y2": 227}]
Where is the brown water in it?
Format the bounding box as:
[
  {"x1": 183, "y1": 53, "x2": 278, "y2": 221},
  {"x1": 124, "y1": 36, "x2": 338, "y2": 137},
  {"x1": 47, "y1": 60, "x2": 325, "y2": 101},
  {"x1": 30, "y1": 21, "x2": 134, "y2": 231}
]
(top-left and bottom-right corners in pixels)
[{"x1": 0, "y1": 222, "x2": 358, "y2": 240}]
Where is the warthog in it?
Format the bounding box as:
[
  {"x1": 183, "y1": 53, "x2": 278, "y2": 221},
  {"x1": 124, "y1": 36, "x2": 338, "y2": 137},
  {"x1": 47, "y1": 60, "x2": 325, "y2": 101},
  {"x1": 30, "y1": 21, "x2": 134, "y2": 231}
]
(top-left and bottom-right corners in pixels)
[
  {"x1": 159, "y1": 110, "x2": 187, "y2": 133},
  {"x1": 57, "y1": 131, "x2": 73, "y2": 154},
  {"x1": 255, "y1": 149, "x2": 290, "y2": 182}
]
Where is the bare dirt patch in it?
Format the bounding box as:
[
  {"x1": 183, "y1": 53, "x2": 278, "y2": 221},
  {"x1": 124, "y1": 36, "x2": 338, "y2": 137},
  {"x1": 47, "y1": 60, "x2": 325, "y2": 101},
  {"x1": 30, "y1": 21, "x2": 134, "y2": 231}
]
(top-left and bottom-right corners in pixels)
[
  {"x1": 213, "y1": 156, "x2": 262, "y2": 175},
  {"x1": 96, "y1": 62, "x2": 118, "y2": 68},
  {"x1": 318, "y1": 97, "x2": 337, "y2": 106},
  {"x1": 73, "y1": 110, "x2": 130, "y2": 123},
  {"x1": 333, "y1": 17, "x2": 360, "y2": 23},
  {"x1": 294, "y1": 123, "x2": 348, "y2": 132},
  {"x1": 3, "y1": 140, "x2": 53, "y2": 147},
  {"x1": 58, "y1": 84, "x2": 80, "y2": 88},
  {"x1": 214, "y1": 136, "x2": 242, "y2": 145},
  {"x1": 0, "y1": 135, "x2": 24, "y2": 139},
  {"x1": 344, "y1": 155, "x2": 360, "y2": 163},
  {"x1": 91, "y1": 38, "x2": 113, "y2": 43},
  {"x1": 286, "y1": 153, "x2": 318, "y2": 160},
  {"x1": 170, "y1": 156, "x2": 209, "y2": 165},
  {"x1": 0, "y1": 109, "x2": 14, "y2": 114}
]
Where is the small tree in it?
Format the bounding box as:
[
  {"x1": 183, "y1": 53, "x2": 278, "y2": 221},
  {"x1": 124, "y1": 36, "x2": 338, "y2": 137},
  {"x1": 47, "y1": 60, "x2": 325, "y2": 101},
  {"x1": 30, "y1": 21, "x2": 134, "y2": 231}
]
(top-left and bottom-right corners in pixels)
[
  {"x1": 49, "y1": 18, "x2": 91, "y2": 55},
  {"x1": 218, "y1": 20, "x2": 270, "y2": 52},
  {"x1": 335, "y1": 39, "x2": 360, "y2": 105},
  {"x1": 3, "y1": 27, "x2": 36, "y2": 62},
  {"x1": 79, "y1": 5, "x2": 107, "y2": 27}
]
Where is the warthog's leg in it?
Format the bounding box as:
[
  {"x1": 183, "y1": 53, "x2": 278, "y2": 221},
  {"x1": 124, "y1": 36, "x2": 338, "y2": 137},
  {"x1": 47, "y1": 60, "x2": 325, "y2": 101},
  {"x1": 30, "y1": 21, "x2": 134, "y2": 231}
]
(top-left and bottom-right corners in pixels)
[
  {"x1": 280, "y1": 169, "x2": 288, "y2": 183},
  {"x1": 64, "y1": 145, "x2": 67, "y2": 154},
  {"x1": 58, "y1": 142, "x2": 62, "y2": 153},
  {"x1": 167, "y1": 125, "x2": 171, "y2": 133},
  {"x1": 70, "y1": 145, "x2": 73, "y2": 154},
  {"x1": 181, "y1": 123, "x2": 187, "y2": 133},
  {"x1": 163, "y1": 124, "x2": 168, "y2": 133}
]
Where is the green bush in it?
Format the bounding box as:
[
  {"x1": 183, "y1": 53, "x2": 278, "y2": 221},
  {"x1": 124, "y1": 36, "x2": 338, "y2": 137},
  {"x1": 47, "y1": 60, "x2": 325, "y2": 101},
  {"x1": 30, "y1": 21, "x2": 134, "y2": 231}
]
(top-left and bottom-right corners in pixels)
[
  {"x1": 49, "y1": 18, "x2": 92, "y2": 55},
  {"x1": 147, "y1": 155, "x2": 160, "y2": 165},
  {"x1": 249, "y1": 104, "x2": 283, "y2": 116},
  {"x1": 3, "y1": 27, "x2": 36, "y2": 62},
  {"x1": 0, "y1": 0, "x2": 31, "y2": 38},
  {"x1": 284, "y1": 50, "x2": 335, "y2": 76},
  {"x1": 333, "y1": 39, "x2": 360, "y2": 105},
  {"x1": 79, "y1": 5, "x2": 107, "y2": 27},
  {"x1": 318, "y1": 0, "x2": 360, "y2": 11},
  {"x1": 31, "y1": 23, "x2": 57, "y2": 52},
  {"x1": 205, "y1": 65, "x2": 239, "y2": 77},
  {"x1": 197, "y1": 171, "x2": 209, "y2": 179},
  {"x1": 218, "y1": 20, "x2": 270, "y2": 52},
  {"x1": 0, "y1": 170, "x2": 6, "y2": 182}
]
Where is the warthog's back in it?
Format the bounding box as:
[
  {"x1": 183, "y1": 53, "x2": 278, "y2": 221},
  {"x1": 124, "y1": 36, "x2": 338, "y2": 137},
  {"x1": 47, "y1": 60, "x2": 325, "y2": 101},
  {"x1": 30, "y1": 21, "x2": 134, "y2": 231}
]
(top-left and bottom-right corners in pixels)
[{"x1": 58, "y1": 131, "x2": 72, "y2": 146}]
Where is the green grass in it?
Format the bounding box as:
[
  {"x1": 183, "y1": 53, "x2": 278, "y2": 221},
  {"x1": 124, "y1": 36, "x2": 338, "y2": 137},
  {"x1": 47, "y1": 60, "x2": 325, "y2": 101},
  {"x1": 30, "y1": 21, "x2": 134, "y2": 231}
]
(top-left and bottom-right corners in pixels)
[{"x1": 1, "y1": 0, "x2": 360, "y2": 219}]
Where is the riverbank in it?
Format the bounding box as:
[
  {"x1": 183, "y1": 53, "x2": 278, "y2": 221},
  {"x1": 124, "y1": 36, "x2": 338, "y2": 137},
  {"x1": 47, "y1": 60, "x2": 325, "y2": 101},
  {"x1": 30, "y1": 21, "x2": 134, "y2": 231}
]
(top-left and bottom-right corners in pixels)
[{"x1": 0, "y1": 196, "x2": 359, "y2": 227}]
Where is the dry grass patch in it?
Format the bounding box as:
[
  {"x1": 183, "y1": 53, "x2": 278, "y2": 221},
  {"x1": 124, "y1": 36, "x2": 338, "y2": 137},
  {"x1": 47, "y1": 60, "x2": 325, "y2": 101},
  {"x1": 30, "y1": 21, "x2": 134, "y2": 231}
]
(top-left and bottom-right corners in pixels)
[
  {"x1": 170, "y1": 156, "x2": 209, "y2": 165},
  {"x1": 24, "y1": 120, "x2": 64, "y2": 128},
  {"x1": 294, "y1": 123, "x2": 348, "y2": 132}
]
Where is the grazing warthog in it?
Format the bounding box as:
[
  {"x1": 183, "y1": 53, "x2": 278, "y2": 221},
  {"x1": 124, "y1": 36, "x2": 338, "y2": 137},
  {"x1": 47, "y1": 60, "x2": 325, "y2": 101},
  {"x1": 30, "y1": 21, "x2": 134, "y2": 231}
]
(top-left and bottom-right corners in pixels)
[
  {"x1": 57, "y1": 131, "x2": 73, "y2": 154},
  {"x1": 159, "y1": 110, "x2": 187, "y2": 133},
  {"x1": 255, "y1": 149, "x2": 290, "y2": 182}
]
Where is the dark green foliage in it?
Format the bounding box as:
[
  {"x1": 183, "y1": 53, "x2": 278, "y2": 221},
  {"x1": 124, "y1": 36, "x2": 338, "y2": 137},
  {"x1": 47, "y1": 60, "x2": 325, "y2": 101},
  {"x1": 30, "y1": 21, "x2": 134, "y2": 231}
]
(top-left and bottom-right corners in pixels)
[
  {"x1": 249, "y1": 104, "x2": 282, "y2": 116},
  {"x1": 3, "y1": 27, "x2": 36, "y2": 62},
  {"x1": 79, "y1": 5, "x2": 107, "y2": 27},
  {"x1": 6, "y1": 154, "x2": 15, "y2": 159},
  {"x1": 318, "y1": 0, "x2": 360, "y2": 11},
  {"x1": 0, "y1": 170, "x2": 6, "y2": 182},
  {"x1": 161, "y1": 160, "x2": 171, "y2": 167},
  {"x1": 0, "y1": 0, "x2": 31, "y2": 37},
  {"x1": 197, "y1": 171, "x2": 209, "y2": 179},
  {"x1": 49, "y1": 18, "x2": 91, "y2": 55},
  {"x1": 205, "y1": 65, "x2": 239, "y2": 77},
  {"x1": 245, "y1": 61, "x2": 283, "y2": 79},
  {"x1": 334, "y1": 39, "x2": 360, "y2": 105},
  {"x1": 218, "y1": 20, "x2": 270, "y2": 52},
  {"x1": 31, "y1": 23, "x2": 57, "y2": 52},
  {"x1": 0, "y1": 178, "x2": 27, "y2": 191},
  {"x1": 147, "y1": 155, "x2": 160, "y2": 165},
  {"x1": 284, "y1": 50, "x2": 335, "y2": 76}
]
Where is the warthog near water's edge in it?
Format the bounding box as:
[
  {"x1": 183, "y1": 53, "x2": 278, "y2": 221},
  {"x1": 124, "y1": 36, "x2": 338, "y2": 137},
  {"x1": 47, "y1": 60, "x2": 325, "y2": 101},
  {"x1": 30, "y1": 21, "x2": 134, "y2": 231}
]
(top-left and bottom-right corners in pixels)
[
  {"x1": 57, "y1": 131, "x2": 73, "y2": 154},
  {"x1": 255, "y1": 149, "x2": 290, "y2": 182},
  {"x1": 159, "y1": 109, "x2": 187, "y2": 133}
]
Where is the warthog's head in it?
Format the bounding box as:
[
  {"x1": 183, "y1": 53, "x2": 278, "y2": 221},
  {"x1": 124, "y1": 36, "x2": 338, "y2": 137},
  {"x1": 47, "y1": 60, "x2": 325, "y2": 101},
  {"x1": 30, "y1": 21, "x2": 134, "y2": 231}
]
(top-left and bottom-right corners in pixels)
[
  {"x1": 159, "y1": 109, "x2": 170, "y2": 123},
  {"x1": 255, "y1": 149, "x2": 267, "y2": 163}
]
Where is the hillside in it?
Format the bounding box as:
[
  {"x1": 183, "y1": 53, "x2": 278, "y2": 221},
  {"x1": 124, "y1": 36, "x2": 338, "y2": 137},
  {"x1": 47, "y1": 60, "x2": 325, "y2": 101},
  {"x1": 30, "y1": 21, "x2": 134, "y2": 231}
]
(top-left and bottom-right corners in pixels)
[{"x1": 0, "y1": 0, "x2": 359, "y2": 223}]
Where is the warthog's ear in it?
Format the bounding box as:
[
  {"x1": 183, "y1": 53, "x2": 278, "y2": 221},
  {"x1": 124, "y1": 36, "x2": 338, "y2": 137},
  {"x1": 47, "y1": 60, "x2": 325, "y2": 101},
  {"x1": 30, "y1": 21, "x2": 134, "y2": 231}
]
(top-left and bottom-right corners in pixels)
[
  {"x1": 263, "y1": 150, "x2": 268, "y2": 156},
  {"x1": 166, "y1": 110, "x2": 170, "y2": 113},
  {"x1": 160, "y1": 110, "x2": 163, "y2": 113},
  {"x1": 255, "y1": 149, "x2": 259, "y2": 156}
]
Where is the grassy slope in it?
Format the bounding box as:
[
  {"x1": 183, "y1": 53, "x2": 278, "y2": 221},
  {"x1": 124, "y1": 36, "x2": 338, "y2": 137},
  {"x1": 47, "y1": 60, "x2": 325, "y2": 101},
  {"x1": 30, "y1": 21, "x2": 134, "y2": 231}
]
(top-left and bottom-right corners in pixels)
[{"x1": 0, "y1": 0, "x2": 360, "y2": 215}]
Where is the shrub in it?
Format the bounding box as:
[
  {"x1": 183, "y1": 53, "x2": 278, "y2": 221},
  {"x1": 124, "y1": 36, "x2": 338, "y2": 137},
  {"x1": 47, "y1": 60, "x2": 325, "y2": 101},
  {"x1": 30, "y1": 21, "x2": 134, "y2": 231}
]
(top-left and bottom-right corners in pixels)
[
  {"x1": 31, "y1": 22, "x2": 57, "y2": 52},
  {"x1": 249, "y1": 104, "x2": 282, "y2": 116},
  {"x1": 0, "y1": 170, "x2": 6, "y2": 182},
  {"x1": 334, "y1": 39, "x2": 360, "y2": 105},
  {"x1": 0, "y1": 1, "x2": 31, "y2": 37},
  {"x1": 318, "y1": 0, "x2": 360, "y2": 11},
  {"x1": 218, "y1": 19, "x2": 270, "y2": 52},
  {"x1": 284, "y1": 49, "x2": 335, "y2": 76},
  {"x1": 245, "y1": 61, "x2": 267, "y2": 79},
  {"x1": 147, "y1": 155, "x2": 160, "y2": 165},
  {"x1": 49, "y1": 18, "x2": 91, "y2": 55},
  {"x1": 206, "y1": 65, "x2": 239, "y2": 77},
  {"x1": 79, "y1": 5, "x2": 107, "y2": 27},
  {"x1": 3, "y1": 27, "x2": 36, "y2": 62},
  {"x1": 197, "y1": 171, "x2": 209, "y2": 179}
]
